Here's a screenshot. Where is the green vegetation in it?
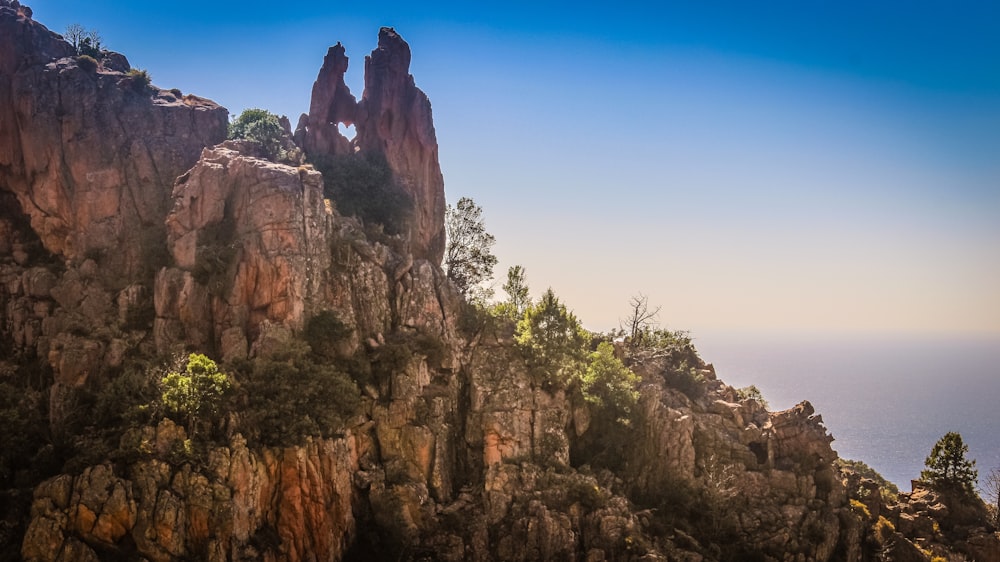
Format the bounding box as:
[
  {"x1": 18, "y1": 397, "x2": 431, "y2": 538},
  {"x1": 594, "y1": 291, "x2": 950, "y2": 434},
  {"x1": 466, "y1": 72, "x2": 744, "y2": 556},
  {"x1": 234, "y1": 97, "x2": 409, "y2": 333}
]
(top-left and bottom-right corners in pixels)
[
  {"x1": 735, "y1": 385, "x2": 769, "y2": 409},
  {"x1": 125, "y1": 68, "x2": 152, "y2": 94},
  {"x1": 581, "y1": 342, "x2": 640, "y2": 424},
  {"x1": 836, "y1": 458, "x2": 900, "y2": 502},
  {"x1": 75, "y1": 54, "x2": 98, "y2": 72},
  {"x1": 234, "y1": 342, "x2": 360, "y2": 446},
  {"x1": 515, "y1": 288, "x2": 589, "y2": 388},
  {"x1": 499, "y1": 265, "x2": 530, "y2": 317},
  {"x1": 445, "y1": 197, "x2": 497, "y2": 299},
  {"x1": 228, "y1": 108, "x2": 285, "y2": 161},
  {"x1": 161, "y1": 354, "x2": 230, "y2": 438},
  {"x1": 312, "y1": 152, "x2": 412, "y2": 234},
  {"x1": 64, "y1": 23, "x2": 103, "y2": 57},
  {"x1": 921, "y1": 431, "x2": 978, "y2": 494}
]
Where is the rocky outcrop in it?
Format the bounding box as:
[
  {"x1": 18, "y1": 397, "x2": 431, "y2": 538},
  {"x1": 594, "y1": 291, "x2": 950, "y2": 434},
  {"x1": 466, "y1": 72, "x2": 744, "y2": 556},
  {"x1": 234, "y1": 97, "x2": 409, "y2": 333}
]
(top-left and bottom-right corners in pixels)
[
  {"x1": 297, "y1": 28, "x2": 446, "y2": 265},
  {"x1": 0, "y1": 3, "x2": 225, "y2": 426},
  {"x1": 0, "y1": 5, "x2": 227, "y2": 274},
  {"x1": 152, "y1": 143, "x2": 458, "y2": 359},
  {"x1": 23, "y1": 420, "x2": 358, "y2": 562},
  {"x1": 154, "y1": 145, "x2": 332, "y2": 356}
]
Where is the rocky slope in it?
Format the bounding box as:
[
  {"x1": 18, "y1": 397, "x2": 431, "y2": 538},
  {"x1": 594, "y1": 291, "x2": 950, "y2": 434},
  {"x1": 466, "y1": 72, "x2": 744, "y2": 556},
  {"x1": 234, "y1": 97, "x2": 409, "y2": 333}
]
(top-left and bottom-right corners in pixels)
[{"x1": 1, "y1": 2, "x2": 996, "y2": 561}]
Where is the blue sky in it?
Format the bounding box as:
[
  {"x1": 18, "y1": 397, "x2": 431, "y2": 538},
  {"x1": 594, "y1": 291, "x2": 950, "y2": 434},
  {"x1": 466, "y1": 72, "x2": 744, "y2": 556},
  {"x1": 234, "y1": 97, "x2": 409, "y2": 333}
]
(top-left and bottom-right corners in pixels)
[{"x1": 30, "y1": 0, "x2": 1000, "y2": 335}]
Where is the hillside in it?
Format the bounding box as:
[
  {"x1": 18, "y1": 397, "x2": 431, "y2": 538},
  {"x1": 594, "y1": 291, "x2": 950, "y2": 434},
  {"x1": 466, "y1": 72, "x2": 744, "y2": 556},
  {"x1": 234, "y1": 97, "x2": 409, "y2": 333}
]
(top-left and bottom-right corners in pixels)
[{"x1": 0, "y1": 2, "x2": 997, "y2": 560}]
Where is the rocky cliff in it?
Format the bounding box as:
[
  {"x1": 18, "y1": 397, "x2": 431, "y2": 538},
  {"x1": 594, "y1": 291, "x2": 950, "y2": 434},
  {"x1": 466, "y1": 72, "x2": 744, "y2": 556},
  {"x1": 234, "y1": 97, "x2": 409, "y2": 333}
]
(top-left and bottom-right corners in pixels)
[{"x1": 2, "y1": 3, "x2": 996, "y2": 561}]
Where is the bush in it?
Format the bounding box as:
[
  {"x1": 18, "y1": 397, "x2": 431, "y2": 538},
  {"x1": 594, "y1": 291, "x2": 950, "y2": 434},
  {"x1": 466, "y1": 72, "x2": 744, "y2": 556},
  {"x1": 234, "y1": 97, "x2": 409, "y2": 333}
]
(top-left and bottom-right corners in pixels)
[
  {"x1": 581, "y1": 342, "x2": 640, "y2": 424},
  {"x1": 735, "y1": 385, "x2": 769, "y2": 409},
  {"x1": 515, "y1": 289, "x2": 589, "y2": 388},
  {"x1": 311, "y1": 152, "x2": 412, "y2": 234},
  {"x1": 125, "y1": 68, "x2": 152, "y2": 94},
  {"x1": 161, "y1": 354, "x2": 230, "y2": 438},
  {"x1": 76, "y1": 55, "x2": 98, "y2": 72},
  {"x1": 664, "y1": 364, "x2": 706, "y2": 400},
  {"x1": 237, "y1": 351, "x2": 360, "y2": 446},
  {"x1": 228, "y1": 108, "x2": 285, "y2": 161},
  {"x1": 303, "y1": 310, "x2": 353, "y2": 362}
]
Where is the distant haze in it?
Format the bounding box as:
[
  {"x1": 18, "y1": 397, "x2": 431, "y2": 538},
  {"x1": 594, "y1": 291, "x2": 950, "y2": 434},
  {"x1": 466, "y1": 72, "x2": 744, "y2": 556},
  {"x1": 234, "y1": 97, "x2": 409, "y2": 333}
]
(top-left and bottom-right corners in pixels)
[{"x1": 32, "y1": 0, "x2": 1000, "y2": 336}]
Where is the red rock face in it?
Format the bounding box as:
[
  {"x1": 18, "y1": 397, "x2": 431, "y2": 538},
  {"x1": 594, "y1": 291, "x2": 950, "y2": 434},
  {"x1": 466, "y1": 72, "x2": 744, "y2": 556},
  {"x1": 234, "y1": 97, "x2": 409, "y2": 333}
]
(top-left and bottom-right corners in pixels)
[
  {"x1": 0, "y1": 5, "x2": 228, "y2": 281},
  {"x1": 299, "y1": 28, "x2": 446, "y2": 265}
]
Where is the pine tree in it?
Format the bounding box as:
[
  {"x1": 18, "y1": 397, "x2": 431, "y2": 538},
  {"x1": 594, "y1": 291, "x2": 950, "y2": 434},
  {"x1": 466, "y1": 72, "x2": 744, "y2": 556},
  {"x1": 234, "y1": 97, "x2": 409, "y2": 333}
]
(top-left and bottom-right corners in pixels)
[{"x1": 921, "y1": 431, "x2": 978, "y2": 494}]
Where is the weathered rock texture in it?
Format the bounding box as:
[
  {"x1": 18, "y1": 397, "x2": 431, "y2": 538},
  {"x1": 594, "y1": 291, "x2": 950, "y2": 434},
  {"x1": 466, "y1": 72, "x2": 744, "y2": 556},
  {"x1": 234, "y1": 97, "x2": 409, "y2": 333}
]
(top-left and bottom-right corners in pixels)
[
  {"x1": 0, "y1": 1, "x2": 225, "y2": 424},
  {"x1": 23, "y1": 421, "x2": 358, "y2": 562},
  {"x1": 297, "y1": 27, "x2": 446, "y2": 265},
  {"x1": 5, "y1": 3, "x2": 998, "y2": 562}
]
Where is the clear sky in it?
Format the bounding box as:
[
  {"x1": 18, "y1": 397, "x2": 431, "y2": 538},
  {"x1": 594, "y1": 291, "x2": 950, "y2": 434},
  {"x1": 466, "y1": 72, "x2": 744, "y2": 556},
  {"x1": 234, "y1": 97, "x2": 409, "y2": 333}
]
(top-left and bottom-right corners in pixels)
[{"x1": 30, "y1": 0, "x2": 1000, "y2": 336}]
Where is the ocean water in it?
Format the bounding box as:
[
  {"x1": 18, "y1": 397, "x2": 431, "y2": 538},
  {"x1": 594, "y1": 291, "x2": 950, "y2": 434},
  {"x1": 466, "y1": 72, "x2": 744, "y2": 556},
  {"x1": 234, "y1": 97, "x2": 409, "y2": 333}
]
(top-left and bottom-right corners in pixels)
[{"x1": 693, "y1": 332, "x2": 1000, "y2": 491}]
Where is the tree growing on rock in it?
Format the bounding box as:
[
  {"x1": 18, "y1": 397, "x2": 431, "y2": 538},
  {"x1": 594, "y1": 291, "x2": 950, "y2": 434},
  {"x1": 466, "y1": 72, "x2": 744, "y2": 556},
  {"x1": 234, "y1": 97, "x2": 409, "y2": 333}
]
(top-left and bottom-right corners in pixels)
[
  {"x1": 921, "y1": 431, "x2": 978, "y2": 494},
  {"x1": 64, "y1": 23, "x2": 103, "y2": 57},
  {"x1": 445, "y1": 197, "x2": 497, "y2": 299},
  {"x1": 621, "y1": 293, "x2": 660, "y2": 350},
  {"x1": 581, "y1": 342, "x2": 641, "y2": 424},
  {"x1": 502, "y1": 265, "x2": 530, "y2": 316},
  {"x1": 229, "y1": 108, "x2": 285, "y2": 161},
  {"x1": 515, "y1": 289, "x2": 589, "y2": 387},
  {"x1": 161, "y1": 354, "x2": 230, "y2": 438}
]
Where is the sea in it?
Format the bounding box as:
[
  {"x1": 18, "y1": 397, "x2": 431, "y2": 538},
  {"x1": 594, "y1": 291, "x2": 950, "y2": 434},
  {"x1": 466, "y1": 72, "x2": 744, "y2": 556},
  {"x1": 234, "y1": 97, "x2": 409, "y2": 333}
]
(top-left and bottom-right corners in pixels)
[{"x1": 693, "y1": 331, "x2": 1000, "y2": 492}]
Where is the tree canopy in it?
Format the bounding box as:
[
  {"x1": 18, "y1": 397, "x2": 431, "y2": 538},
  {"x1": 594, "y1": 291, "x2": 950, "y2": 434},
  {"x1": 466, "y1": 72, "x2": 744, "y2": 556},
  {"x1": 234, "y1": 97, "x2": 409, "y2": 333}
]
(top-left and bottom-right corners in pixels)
[
  {"x1": 161, "y1": 354, "x2": 230, "y2": 438},
  {"x1": 515, "y1": 288, "x2": 589, "y2": 387},
  {"x1": 445, "y1": 197, "x2": 497, "y2": 299},
  {"x1": 921, "y1": 431, "x2": 978, "y2": 494},
  {"x1": 228, "y1": 108, "x2": 285, "y2": 161}
]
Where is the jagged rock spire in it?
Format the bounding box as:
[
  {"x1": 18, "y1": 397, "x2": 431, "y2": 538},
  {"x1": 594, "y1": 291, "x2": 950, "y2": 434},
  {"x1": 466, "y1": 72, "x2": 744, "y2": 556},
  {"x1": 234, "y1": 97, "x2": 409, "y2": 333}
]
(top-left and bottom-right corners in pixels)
[{"x1": 299, "y1": 28, "x2": 446, "y2": 265}]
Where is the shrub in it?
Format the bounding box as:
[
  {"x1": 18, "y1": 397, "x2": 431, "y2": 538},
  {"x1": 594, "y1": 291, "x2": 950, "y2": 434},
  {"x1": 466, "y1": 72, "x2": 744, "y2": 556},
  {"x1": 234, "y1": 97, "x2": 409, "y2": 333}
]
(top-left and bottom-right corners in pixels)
[
  {"x1": 125, "y1": 68, "x2": 152, "y2": 94},
  {"x1": 303, "y1": 310, "x2": 353, "y2": 362},
  {"x1": 581, "y1": 342, "x2": 640, "y2": 424},
  {"x1": 735, "y1": 385, "x2": 769, "y2": 409},
  {"x1": 228, "y1": 108, "x2": 285, "y2": 161},
  {"x1": 238, "y1": 351, "x2": 360, "y2": 446},
  {"x1": 76, "y1": 55, "x2": 98, "y2": 72},
  {"x1": 514, "y1": 288, "x2": 589, "y2": 388},
  {"x1": 161, "y1": 354, "x2": 230, "y2": 438},
  {"x1": 849, "y1": 499, "x2": 872, "y2": 519},
  {"x1": 872, "y1": 515, "x2": 895, "y2": 545},
  {"x1": 311, "y1": 152, "x2": 412, "y2": 234},
  {"x1": 663, "y1": 364, "x2": 706, "y2": 400}
]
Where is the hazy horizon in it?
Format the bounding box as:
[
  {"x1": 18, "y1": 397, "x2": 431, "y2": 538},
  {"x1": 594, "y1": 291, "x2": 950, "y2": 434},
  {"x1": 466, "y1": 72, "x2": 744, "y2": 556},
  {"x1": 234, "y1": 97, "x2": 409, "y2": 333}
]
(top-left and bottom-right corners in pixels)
[{"x1": 28, "y1": 0, "x2": 1000, "y2": 336}]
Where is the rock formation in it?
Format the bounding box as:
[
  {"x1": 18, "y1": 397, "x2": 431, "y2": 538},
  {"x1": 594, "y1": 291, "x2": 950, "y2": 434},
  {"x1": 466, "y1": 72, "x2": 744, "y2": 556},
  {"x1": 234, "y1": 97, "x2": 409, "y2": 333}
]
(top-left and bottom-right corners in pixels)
[
  {"x1": 3, "y1": 3, "x2": 997, "y2": 561},
  {"x1": 297, "y1": 27, "x2": 446, "y2": 265}
]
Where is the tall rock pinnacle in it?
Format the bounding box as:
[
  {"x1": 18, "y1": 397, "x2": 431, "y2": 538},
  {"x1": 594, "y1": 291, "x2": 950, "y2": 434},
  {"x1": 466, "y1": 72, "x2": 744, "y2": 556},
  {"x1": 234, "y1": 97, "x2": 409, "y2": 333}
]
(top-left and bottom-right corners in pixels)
[{"x1": 300, "y1": 28, "x2": 446, "y2": 265}]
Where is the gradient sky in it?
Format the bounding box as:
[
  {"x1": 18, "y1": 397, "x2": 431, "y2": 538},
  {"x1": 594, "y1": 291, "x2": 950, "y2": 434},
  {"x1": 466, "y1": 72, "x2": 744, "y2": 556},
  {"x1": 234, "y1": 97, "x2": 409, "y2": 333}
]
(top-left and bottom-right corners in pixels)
[{"x1": 30, "y1": 0, "x2": 1000, "y2": 336}]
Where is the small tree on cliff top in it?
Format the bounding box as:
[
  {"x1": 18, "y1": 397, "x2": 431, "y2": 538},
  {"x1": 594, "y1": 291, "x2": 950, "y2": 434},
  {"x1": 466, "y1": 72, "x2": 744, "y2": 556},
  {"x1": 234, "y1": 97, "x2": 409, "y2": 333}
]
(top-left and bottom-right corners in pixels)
[{"x1": 921, "y1": 431, "x2": 978, "y2": 494}]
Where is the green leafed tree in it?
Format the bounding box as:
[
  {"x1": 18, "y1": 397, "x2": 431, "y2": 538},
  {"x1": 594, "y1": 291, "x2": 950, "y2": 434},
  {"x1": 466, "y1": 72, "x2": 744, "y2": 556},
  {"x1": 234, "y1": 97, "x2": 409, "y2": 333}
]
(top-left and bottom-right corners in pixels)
[
  {"x1": 581, "y1": 342, "x2": 641, "y2": 424},
  {"x1": 229, "y1": 108, "x2": 285, "y2": 161},
  {"x1": 161, "y1": 354, "x2": 230, "y2": 438},
  {"x1": 445, "y1": 197, "x2": 497, "y2": 298},
  {"x1": 921, "y1": 431, "x2": 978, "y2": 494},
  {"x1": 502, "y1": 265, "x2": 530, "y2": 316},
  {"x1": 515, "y1": 288, "x2": 589, "y2": 387}
]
